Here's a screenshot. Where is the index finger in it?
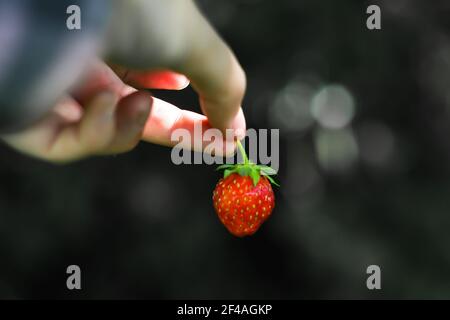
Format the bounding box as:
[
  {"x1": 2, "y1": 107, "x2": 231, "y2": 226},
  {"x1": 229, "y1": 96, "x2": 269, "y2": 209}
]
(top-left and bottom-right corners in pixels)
[
  {"x1": 142, "y1": 97, "x2": 237, "y2": 157},
  {"x1": 106, "y1": 0, "x2": 246, "y2": 135},
  {"x1": 173, "y1": 4, "x2": 246, "y2": 134}
]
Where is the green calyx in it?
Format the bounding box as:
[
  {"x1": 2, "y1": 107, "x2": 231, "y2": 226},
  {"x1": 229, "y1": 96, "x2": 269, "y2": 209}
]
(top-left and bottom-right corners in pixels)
[{"x1": 216, "y1": 140, "x2": 279, "y2": 187}]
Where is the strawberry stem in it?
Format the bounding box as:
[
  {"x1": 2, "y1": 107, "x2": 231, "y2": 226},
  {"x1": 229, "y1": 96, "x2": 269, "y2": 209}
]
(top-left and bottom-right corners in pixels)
[
  {"x1": 236, "y1": 140, "x2": 249, "y2": 165},
  {"x1": 217, "y1": 139, "x2": 279, "y2": 187}
]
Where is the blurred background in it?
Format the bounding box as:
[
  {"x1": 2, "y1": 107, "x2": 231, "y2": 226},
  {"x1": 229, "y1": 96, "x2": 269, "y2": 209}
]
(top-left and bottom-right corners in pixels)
[{"x1": 1, "y1": 0, "x2": 450, "y2": 299}]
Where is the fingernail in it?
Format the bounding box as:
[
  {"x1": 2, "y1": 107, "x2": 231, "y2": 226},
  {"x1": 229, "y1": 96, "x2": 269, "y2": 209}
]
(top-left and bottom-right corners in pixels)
[
  {"x1": 136, "y1": 109, "x2": 149, "y2": 127},
  {"x1": 176, "y1": 74, "x2": 190, "y2": 89},
  {"x1": 135, "y1": 97, "x2": 152, "y2": 128}
]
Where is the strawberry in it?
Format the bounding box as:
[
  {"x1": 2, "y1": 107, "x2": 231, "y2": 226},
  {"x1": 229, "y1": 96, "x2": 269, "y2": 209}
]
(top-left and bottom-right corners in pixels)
[{"x1": 212, "y1": 141, "x2": 278, "y2": 237}]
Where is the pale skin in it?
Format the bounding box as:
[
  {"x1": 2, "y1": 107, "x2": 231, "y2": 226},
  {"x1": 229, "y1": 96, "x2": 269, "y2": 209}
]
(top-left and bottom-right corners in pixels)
[{"x1": 1, "y1": 0, "x2": 246, "y2": 163}]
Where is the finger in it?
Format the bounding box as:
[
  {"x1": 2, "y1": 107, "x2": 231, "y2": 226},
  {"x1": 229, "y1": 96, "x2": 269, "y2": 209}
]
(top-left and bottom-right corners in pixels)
[
  {"x1": 2, "y1": 91, "x2": 153, "y2": 163},
  {"x1": 110, "y1": 65, "x2": 189, "y2": 90},
  {"x1": 168, "y1": 2, "x2": 246, "y2": 134},
  {"x1": 1, "y1": 93, "x2": 118, "y2": 162},
  {"x1": 47, "y1": 92, "x2": 119, "y2": 162},
  {"x1": 70, "y1": 60, "x2": 136, "y2": 106},
  {"x1": 1, "y1": 96, "x2": 84, "y2": 158},
  {"x1": 178, "y1": 44, "x2": 246, "y2": 136},
  {"x1": 102, "y1": 90, "x2": 152, "y2": 154},
  {"x1": 105, "y1": 0, "x2": 246, "y2": 134},
  {"x1": 53, "y1": 97, "x2": 83, "y2": 123},
  {"x1": 141, "y1": 97, "x2": 236, "y2": 157}
]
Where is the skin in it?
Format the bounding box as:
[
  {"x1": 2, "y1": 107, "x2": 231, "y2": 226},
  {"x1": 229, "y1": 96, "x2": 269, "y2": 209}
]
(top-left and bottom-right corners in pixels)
[{"x1": 1, "y1": 0, "x2": 246, "y2": 163}]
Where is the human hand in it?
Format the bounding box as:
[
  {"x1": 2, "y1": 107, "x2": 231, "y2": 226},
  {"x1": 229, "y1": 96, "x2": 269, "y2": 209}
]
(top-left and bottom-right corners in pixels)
[
  {"x1": 105, "y1": 0, "x2": 247, "y2": 149},
  {"x1": 1, "y1": 61, "x2": 188, "y2": 163},
  {"x1": 1, "y1": 0, "x2": 247, "y2": 163}
]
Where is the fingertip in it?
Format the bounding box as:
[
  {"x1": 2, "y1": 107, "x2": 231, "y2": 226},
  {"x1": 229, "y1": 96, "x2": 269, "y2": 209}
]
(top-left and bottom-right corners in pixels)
[
  {"x1": 173, "y1": 74, "x2": 190, "y2": 90},
  {"x1": 215, "y1": 107, "x2": 246, "y2": 140},
  {"x1": 223, "y1": 140, "x2": 238, "y2": 157},
  {"x1": 233, "y1": 107, "x2": 247, "y2": 140}
]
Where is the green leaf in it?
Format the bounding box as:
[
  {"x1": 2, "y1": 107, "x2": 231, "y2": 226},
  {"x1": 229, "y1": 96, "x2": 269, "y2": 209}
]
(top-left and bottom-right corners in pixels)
[
  {"x1": 216, "y1": 164, "x2": 235, "y2": 171},
  {"x1": 237, "y1": 166, "x2": 251, "y2": 176},
  {"x1": 250, "y1": 168, "x2": 260, "y2": 186},
  {"x1": 259, "y1": 166, "x2": 277, "y2": 176},
  {"x1": 224, "y1": 169, "x2": 233, "y2": 178},
  {"x1": 265, "y1": 175, "x2": 280, "y2": 187}
]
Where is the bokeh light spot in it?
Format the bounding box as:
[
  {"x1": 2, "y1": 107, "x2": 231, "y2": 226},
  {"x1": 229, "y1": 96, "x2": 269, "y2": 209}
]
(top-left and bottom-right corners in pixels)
[
  {"x1": 314, "y1": 127, "x2": 359, "y2": 172},
  {"x1": 269, "y1": 81, "x2": 315, "y2": 132},
  {"x1": 311, "y1": 85, "x2": 355, "y2": 129}
]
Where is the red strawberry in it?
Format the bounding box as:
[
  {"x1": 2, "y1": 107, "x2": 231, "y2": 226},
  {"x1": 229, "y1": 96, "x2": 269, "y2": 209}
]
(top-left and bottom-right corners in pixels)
[{"x1": 212, "y1": 141, "x2": 278, "y2": 237}]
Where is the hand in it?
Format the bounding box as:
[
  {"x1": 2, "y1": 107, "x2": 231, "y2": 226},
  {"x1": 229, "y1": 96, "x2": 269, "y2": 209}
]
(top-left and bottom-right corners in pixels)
[
  {"x1": 1, "y1": 0, "x2": 247, "y2": 163},
  {"x1": 106, "y1": 0, "x2": 247, "y2": 148},
  {"x1": 1, "y1": 61, "x2": 188, "y2": 163}
]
